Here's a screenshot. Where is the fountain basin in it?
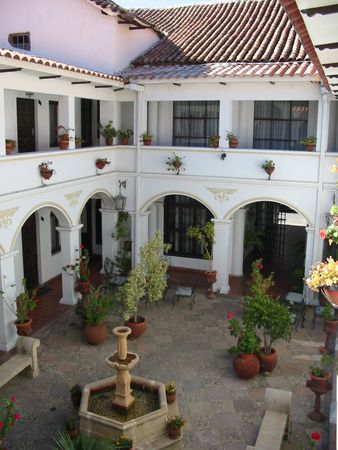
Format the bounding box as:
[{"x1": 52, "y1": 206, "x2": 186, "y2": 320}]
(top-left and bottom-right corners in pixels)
[{"x1": 79, "y1": 375, "x2": 175, "y2": 446}]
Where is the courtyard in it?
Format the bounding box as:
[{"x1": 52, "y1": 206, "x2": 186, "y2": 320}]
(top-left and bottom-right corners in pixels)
[{"x1": 0, "y1": 286, "x2": 332, "y2": 450}]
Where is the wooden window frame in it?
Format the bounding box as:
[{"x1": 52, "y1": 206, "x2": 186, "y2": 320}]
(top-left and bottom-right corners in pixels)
[{"x1": 8, "y1": 32, "x2": 31, "y2": 50}]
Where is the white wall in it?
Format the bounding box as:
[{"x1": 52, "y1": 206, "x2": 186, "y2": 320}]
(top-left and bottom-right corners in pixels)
[
  {"x1": 328, "y1": 102, "x2": 338, "y2": 152},
  {"x1": 0, "y1": 0, "x2": 159, "y2": 73}
]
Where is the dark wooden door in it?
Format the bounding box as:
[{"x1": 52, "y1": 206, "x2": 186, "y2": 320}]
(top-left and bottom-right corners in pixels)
[
  {"x1": 22, "y1": 214, "x2": 39, "y2": 289},
  {"x1": 17, "y1": 98, "x2": 35, "y2": 152},
  {"x1": 81, "y1": 99, "x2": 92, "y2": 147},
  {"x1": 81, "y1": 201, "x2": 93, "y2": 254}
]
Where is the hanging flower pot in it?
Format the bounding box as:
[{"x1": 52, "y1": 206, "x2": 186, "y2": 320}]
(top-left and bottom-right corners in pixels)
[
  {"x1": 261, "y1": 160, "x2": 275, "y2": 180},
  {"x1": 39, "y1": 161, "x2": 55, "y2": 180}
]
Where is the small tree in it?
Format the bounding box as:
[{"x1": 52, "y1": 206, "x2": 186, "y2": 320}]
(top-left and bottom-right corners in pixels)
[{"x1": 186, "y1": 221, "x2": 215, "y2": 268}]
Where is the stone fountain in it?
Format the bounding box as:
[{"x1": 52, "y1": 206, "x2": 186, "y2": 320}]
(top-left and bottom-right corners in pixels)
[{"x1": 79, "y1": 326, "x2": 181, "y2": 448}]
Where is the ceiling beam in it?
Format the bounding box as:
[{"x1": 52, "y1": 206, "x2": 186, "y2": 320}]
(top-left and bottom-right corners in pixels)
[
  {"x1": 301, "y1": 5, "x2": 338, "y2": 17},
  {"x1": 39, "y1": 75, "x2": 61, "y2": 79},
  {"x1": 94, "y1": 85, "x2": 113, "y2": 88},
  {"x1": 0, "y1": 68, "x2": 22, "y2": 73},
  {"x1": 328, "y1": 74, "x2": 338, "y2": 78},
  {"x1": 129, "y1": 26, "x2": 148, "y2": 30},
  {"x1": 323, "y1": 63, "x2": 338, "y2": 68},
  {"x1": 71, "y1": 81, "x2": 91, "y2": 85},
  {"x1": 315, "y1": 42, "x2": 338, "y2": 51}
]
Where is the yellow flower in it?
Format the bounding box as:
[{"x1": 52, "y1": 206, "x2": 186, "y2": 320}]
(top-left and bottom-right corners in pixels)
[{"x1": 306, "y1": 257, "x2": 338, "y2": 291}]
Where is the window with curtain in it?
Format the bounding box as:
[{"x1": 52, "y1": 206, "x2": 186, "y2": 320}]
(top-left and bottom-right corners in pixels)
[
  {"x1": 164, "y1": 195, "x2": 213, "y2": 258},
  {"x1": 253, "y1": 101, "x2": 309, "y2": 150},
  {"x1": 173, "y1": 101, "x2": 219, "y2": 147},
  {"x1": 50, "y1": 212, "x2": 61, "y2": 255}
]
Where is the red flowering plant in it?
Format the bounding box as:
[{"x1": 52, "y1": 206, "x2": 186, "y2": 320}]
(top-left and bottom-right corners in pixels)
[
  {"x1": 0, "y1": 396, "x2": 21, "y2": 443},
  {"x1": 63, "y1": 244, "x2": 90, "y2": 282},
  {"x1": 300, "y1": 431, "x2": 321, "y2": 449}
]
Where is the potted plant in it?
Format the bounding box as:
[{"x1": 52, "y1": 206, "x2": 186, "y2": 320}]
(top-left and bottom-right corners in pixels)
[
  {"x1": 244, "y1": 259, "x2": 292, "y2": 372},
  {"x1": 166, "y1": 415, "x2": 186, "y2": 439},
  {"x1": 187, "y1": 221, "x2": 216, "y2": 297},
  {"x1": 261, "y1": 160, "x2": 275, "y2": 180},
  {"x1": 95, "y1": 158, "x2": 111, "y2": 170},
  {"x1": 56, "y1": 126, "x2": 74, "y2": 150},
  {"x1": 51, "y1": 432, "x2": 113, "y2": 450},
  {"x1": 117, "y1": 129, "x2": 133, "y2": 145},
  {"x1": 118, "y1": 231, "x2": 170, "y2": 337},
  {"x1": 227, "y1": 312, "x2": 261, "y2": 379},
  {"x1": 112, "y1": 435, "x2": 133, "y2": 449},
  {"x1": 299, "y1": 136, "x2": 317, "y2": 151},
  {"x1": 140, "y1": 131, "x2": 153, "y2": 145},
  {"x1": 166, "y1": 152, "x2": 185, "y2": 175},
  {"x1": 308, "y1": 354, "x2": 334, "y2": 392},
  {"x1": 0, "y1": 396, "x2": 21, "y2": 447},
  {"x1": 82, "y1": 285, "x2": 112, "y2": 345},
  {"x1": 165, "y1": 382, "x2": 176, "y2": 404},
  {"x1": 75, "y1": 136, "x2": 82, "y2": 148},
  {"x1": 111, "y1": 211, "x2": 129, "y2": 241},
  {"x1": 320, "y1": 303, "x2": 338, "y2": 354},
  {"x1": 65, "y1": 416, "x2": 78, "y2": 440},
  {"x1": 98, "y1": 121, "x2": 116, "y2": 145},
  {"x1": 5, "y1": 139, "x2": 15, "y2": 155},
  {"x1": 306, "y1": 257, "x2": 338, "y2": 307},
  {"x1": 63, "y1": 244, "x2": 90, "y2": 295},
  {"x1": 226, "y1": 132, "x2": 238, "y2": 148},
  {"x1": 12, "y1": 278, "x2": 39, "y2": 335},
  {"x1": 70, "y1": 384, "x2": 82, "y2": 407},
  {"x1": 114, "y1": 251, "x2": 132, "y2": 277},
  {"x1": 208, "y1": 135, "x2": 220, "y2": 148},
  {"x1": 38, "y1": 161, "x2": 56, "y2": 180}
]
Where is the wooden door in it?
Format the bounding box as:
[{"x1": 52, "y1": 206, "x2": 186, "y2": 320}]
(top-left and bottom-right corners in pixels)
[
  {"x1": 22, "y1": 214, "x2": 39, "y2": 289},
  {"x1": 17, "y1": 98, "x2": 35, "y2": 152},
  {"x1": 81, "y1": 99, "x2": 92, "y2": 147}
]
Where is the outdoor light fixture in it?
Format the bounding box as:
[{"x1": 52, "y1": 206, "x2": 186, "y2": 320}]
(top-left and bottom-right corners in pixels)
[{"x1": 114, "y1": 180, "x2": 127, "y2": 210}]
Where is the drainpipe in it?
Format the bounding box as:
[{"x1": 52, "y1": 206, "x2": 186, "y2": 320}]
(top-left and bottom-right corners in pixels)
[{"x1": 134, "y1": 89, "x2": 143, "y2": 266}]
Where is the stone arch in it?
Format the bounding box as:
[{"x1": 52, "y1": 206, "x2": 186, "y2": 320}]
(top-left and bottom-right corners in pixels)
[
  {"x1": 10, "y1": 202, "x2": 71, "y2": 252},
  {"x1": 76, "y1": 189, "x2": 114, "y2": 224},
  {"x1": 141, "y1": 190, "x2": 217, "y2": 217},
  {"x1": 223, "y1": 196, "x2": 312, "y2": 227}
]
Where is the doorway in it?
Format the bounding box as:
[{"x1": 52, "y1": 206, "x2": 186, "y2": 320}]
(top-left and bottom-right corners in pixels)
[
  {"x1": 22, "y1": 214, "x2": 39, "y2": 289},
  {"x1": 17, "y1": 98, "x2": 36, "y2": 152},
  {"x1": 81, "y1": 99, "x2": 92, "y2": 147}
]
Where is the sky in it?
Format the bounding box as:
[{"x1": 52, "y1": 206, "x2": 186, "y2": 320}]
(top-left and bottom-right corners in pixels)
[{"x1": 119, "y1": 0, "x2": 220, "y2": 8}]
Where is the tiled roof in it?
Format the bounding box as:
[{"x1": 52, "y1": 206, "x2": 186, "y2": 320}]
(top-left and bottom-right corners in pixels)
[
  {"x1": 0, "y1": 48, "x2": 124, "y2": 83},
  {"x1": 122, "y1": 61, "x2": 316, "y2": 80},
  {"x1": 131, "y1": 0, "x2": 309, "y2": 66}
]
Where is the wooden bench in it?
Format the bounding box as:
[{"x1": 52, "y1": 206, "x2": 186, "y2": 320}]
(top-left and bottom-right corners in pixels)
[
  {"x1": 0, "y1": 336, "x2": 40, "y2": 388},
  {"x1": 247, "y1": 388, "x2": 292, "y2": 450}
]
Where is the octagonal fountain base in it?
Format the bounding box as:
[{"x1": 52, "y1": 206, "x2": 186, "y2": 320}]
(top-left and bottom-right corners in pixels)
[{"x1": 79, "y1": 375, "x2": 181, "y2": 449}]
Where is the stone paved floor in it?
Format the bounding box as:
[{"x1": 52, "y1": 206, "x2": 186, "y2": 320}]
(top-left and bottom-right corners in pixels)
[{"x1": 0, "y1": 289, "x2": 331, "y2": 450}]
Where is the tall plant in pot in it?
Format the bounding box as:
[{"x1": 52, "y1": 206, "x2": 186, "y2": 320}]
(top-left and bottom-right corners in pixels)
[
  {"x1": 187, "y1": 221, "x2": 216, "y2": 298},
  {"x1": 98, "y1": 121, "x2": 116, "y2": 145},
  {"x1": 244, "y1": 259, "x2": 292, "y2": 372},
  {"x1": 82, "y1": 285, "x2": 112, "y2": 345},
  {"x1": 118, "y1": 231, "x2": 170, "y2": 337}
]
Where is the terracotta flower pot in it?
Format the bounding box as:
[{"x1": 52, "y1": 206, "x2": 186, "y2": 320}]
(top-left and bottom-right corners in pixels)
[
  {"x1": 58, "y1": 138, "x2": 69, "y2": 150},
  {"x1": 77, "y1": 280, "x2": 90, "y2": 294},
  {"x1": 15, "y1": 318, "x2": 33, "y2": 336},
  {"x1": 6, "y1": 143, "x2": 13, "y2": 155},
  {"x1": 229, "y1": 139, "x2": 238, "y2": 148},
  {"x1": 322, "y1": 287, "x2": 338, "y2": 306},
  {"x1": 105, "y1": 137, "x2": 113, "y2": 146},
  {"x1": 258, "y1": 348, "x2": 278, "y2": 372},
  {"x1": 166, "y1": 393, "x2": 176, "y2": 404},
  {"x1": 233, "y1": 353, "x2": 260, "y2": 379},
  {"x1": 83, "y1": 323, "x2": 108, "y2": 345},
  {"x1": 323, "y1": 319, "x2": 338, "y2": 334},
  {"x1": 121, "y1": 137, "x2": 129, "y2": 145},
  {"x1": 205, "y1": 270, "x2": 217, "y2": 285},
  {"x1": 124, "y1": 316, "x2": 146, "y2": 338},
  {"x1": 306, "y1": 143, "x2": 315, "y2": 152},
  {"x1": 66, "y1": 428, "x2": 78, "y2": 439},
  {"x1": 96, "y1": 162, "x2": 106, "y2": 170},
  {"x1": 168, "y1": 427, "x2": 181, "y2": 439},
  {"x1": 308, "y1": 372, "x2": 330, "y2": 394},
  {"x1": 143, "y1": 139, "x2": 152, "y2": 145},
  {"x1": 41, "y1": 170, "x2": 53, "y2": 180}
]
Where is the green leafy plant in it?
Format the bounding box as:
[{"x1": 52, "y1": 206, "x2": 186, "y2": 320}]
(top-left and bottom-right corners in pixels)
[
  {"x1": 165, "y1": 382, "x2": 176, "y2": 395},
  {"x1": 330, "y1": 205, "x2": 338, "y2": 216},
  {"x1": 118, "y1": 231, "x2": 170, "y2": 322},
  {"x1": 244, "y1": 229, "x2": 264, "y2": 252},
  {"x1": 299, "y1": 136, "x2": 317, "y2": 145},
  {"x1": 167, "y1": 415, "x2": 186, "y2": 429},
  {"x1": 208, "y1": 135, "x2": 220, "y2": 148},
  {"x1": 166, "y1": 152, "x2": 185, "y2": 174},
  {"x1": 63, "y1": 244, "x2": 90, "y2": 282},
  {"x1": 186, "y1": 221, "x2": 215, "y2": 262},
  {"x1": 321, "y1": 303, "x2": 335, "y2": 321},
  {"x1": 320, "y1": 224, "x2": 338, "y2": 246},
  {"x1": 309, "y1": 354, "x2": 334, "y2": 377},
  {"x1": 227, "y1": 312, "x2": 260, "y2": 356},
  {"x1": 98, "y1": 121, "x2": 116, "y2": 140},
  {"x1": 39, "y1": 161, "x2": 56, "y2": 175},
  {"x1": 261, "y1": 160, "x2": 275, "y2": 170},
  {"x1": 117, "y1": 129, "x2": 133, "y2": 139},
  {"x1": 112, "y1": 435, "x2": 133, "y2": 449},
  {"x1": 140, "y1": 131, "x2": 153, "y2": 144},
  {"x1": 15, "y1": 278, "x2": 39, "y2": 323},
  {"x1": 65, "y1": 416, "x2": 77, "y2": 432},
  {"x1": 0, "y1": 396, "x2": 21, "y2": 442},
  {"x1": 114, "y1": 251, "x2": 132, "y2": 276},
  {"x1": 82, "y1": 285, "x2": 112, "y2": 325},
  {"x1": 111, "y1": 211, "x2": 129, "y2": 241},
  {"x1": 51, "y1": 432, "x2": 112, "y2": 450},
  {"x1": 226, "y1": 131, "x2": 237, "y2": 141}
]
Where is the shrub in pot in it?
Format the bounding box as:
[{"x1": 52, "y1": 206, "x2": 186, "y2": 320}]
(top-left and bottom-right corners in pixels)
[
  {"x1": 166, "y1": 415, "x2": 186, "y2": 439},
  {"x1": 140, "y1": 131, "x2": 153, "y2": 145},
  {"x1": 82, "y1": 285, "x2": 112, "y2": 345},
  {"x1": 165, "y1": 382, "x2": 176, "y2": 404},
  {"x1": 70, "y1": 384, "x2": 82, "y2": 407},
  {"x1": 98, "y1": 121, "x2": 116, "y2": 145},
  {"x1": 64, "y1": 416, "x2": 78, "y2": 440}
]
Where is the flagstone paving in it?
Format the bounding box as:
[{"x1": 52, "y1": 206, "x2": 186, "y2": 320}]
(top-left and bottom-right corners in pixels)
[{"x1": 0, "y1": 289, "x2": 331, "y2": 449}]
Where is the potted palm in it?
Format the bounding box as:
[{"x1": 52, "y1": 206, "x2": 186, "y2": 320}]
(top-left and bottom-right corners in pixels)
[
  {"x1": 261, "y1": 160, "x2": 275, "y2": 180},
  {"x1": 82, "y1": 285, "x2": 112, "y2": 345},
  {"x1": 140, "y1": 131, "x2": 153, "y2": 145},
  {"x1": 226, "y1": 131, "x2": 238, "y2": 148},
  {"x1": 299, "y1": 136, "x2": 317, "y2": 151},
  {"x1": 118, "y1": 231, "x2": 170, "y2": 337},
  {"x1": 187, "y1": 221, "x2": 216, "y2": 298},
  {"x1": 166, "y1": 415, "x2": 186, "y2": 439},
  {"x1": 117, "y1": 129, "x2": 133, "y2": 145},
  {"x1": 98, "y1": 121, "x2": 116, "y2": 145}
]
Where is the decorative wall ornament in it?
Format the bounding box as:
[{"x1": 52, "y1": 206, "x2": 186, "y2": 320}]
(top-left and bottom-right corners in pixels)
[
  {"x1": 0, "y1": 207, "x2": 19, "y2": 229},
  {"x1": 64, "y1": 191, "x2": 82, "y2": 208},
  {"x1": 207, "y1": 188, "x2": 237, "y2": 203}
]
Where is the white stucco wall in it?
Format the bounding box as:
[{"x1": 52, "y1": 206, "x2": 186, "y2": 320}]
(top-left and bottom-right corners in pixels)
[{"x1": 0, "y1": 0, "x2": 159, "y2": 73}]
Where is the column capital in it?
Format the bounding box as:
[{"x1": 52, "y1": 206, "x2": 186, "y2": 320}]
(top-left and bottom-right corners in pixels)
[
  {"x1": 56, "y1": 224, "x2": 83, "y2": 233},
  {"x1": 99, "y1": 208, "x2": 117, "y2": 215},
  {"x1": 0, "y1": 250, "x2": 19, "y2": 262},
  {"x1": 305, "y1": 227, "x2": 316, "y2": 233},
  {"x1": 212, "y1": 218, "x2": 233, "y2": 225}
]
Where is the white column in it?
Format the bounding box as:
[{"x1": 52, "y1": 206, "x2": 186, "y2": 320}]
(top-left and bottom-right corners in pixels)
[
  {"x1": 57, "y1": 225, "x2": 82, "y2": 305},
  {"x1": 0, "y1": 86, "x2": 5, "y2": 156},
  {"x1": 212, "y1": 218, "x2": 234, "y2": 294},
  {"x1": 148, "y1": 101, "x2": 159, "y2": 144},
  {"x1": 156, "y1": 201, "x2": 164, "y2": 236},
  {"x1": 148, "y1": 204, "x2": 157, "y2": 240},
  {"x1": 59, "y1": 95, "x2": 76, "y2": 149},
  {"x1": 100, "y1": 208, "x2": 119, "y2": 271},
  {"x1": 219, "y1": 99, "x2": 232, "y2": 148},
  {"x1": 0, "y1": 251, "x2": 19, "y2": 351},
  {"x1": 134, "y1": 212, "x2": 150, "y2": 263},
  {"x1": 304, "y1": 227, "x2": 316, "y2": 278},
  {"x1": 231, "y1": 208, "x2": 247, "y2": 276}
]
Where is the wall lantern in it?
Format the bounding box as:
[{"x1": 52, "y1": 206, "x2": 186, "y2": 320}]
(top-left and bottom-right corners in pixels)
[{"x1": 114, "y1": 180, "x2": 127, "y2": 210}]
